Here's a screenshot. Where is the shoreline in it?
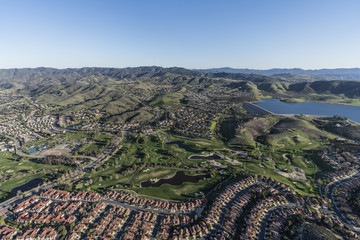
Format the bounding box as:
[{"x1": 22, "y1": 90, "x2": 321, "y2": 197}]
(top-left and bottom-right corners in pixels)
[
  {"x1": 250, "y1": 98, "x2": 360, "y2": 123},
  {"x1": 257, "y1": 97, "x2": 360, "y2": 107}
]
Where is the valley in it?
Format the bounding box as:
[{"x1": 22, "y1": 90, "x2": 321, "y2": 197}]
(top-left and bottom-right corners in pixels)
[{"x1": 0, "y1": 67, "x2": 359, "y2": 239}]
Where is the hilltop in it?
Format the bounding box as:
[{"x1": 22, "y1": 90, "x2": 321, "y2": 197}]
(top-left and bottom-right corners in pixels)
[{"x1": 0, "y1": 67, "x2": 359, "y2": 117}]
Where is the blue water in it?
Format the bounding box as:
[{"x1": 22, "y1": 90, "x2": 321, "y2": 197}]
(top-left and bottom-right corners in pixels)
[{"x1": 255, "y1": 99, "x2": 360, "y2": 123}]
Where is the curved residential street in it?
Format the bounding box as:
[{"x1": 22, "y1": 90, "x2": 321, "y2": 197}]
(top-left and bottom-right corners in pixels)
[
  {"x1": 257, "y1": 203, "x2": 298, "y2": 240},
  {"x1": 325, "y1": 171, "x2": 360, "y2": 235}
]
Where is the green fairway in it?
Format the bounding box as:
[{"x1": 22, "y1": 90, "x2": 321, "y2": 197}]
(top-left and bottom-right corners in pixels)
[
  {"x1": 130, "y1": 177, "x2": 221, "y2": 201},
  {"x1": 210, "y1": 121, "x2": 217, "y2": 131},
  {"x1": 77, "y1": 132, "x2": 232, "y2": 199},
  {"x1": 0, "y1": 152, "x2": 70, "y2": 175},
  {"x1": 0, "y1": 173, "x2": 48, "y2": 200},
  {"x1": 0, "y1": 152, "x2": 71, "y2": 201},
  {"x1": 64, "y1": 132, "x2": 91, "y2": 140}
]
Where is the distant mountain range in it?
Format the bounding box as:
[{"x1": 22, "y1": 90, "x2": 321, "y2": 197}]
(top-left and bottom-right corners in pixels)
[
  {"x1": 194, "y1": 67, "x2": 360, "y2": 80},
  {"x1": 0, "y1": 67, "x2": 359, "y2": 112}
]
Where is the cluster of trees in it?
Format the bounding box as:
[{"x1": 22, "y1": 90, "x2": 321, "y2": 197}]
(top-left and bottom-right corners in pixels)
[
  {"x1": 347, "y1": 187, "x2": 360, "y2": 218},
  {"x1": 33, "y1": 155, "x2": 77, "y2": 166},
  {"x1": 280, "y1": 215, "x2": 305, "y2": 240}
]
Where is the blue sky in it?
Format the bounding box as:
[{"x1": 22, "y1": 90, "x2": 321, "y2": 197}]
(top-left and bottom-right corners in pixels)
[{"x1": 1, "y1": 0, "x2": 360, "y2": 69}]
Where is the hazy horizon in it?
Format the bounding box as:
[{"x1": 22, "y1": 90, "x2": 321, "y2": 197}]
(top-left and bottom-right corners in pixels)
[{"x1": 0, "y1": 66, "x2": 360, "y2": 71}]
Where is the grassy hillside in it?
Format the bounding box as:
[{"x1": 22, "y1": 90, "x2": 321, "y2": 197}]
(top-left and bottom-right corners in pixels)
[{"x1": 0, "y1": 67, "x2": 359, "y2": 123}]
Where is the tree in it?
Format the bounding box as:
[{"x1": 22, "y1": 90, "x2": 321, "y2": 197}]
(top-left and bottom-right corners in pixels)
[
  {"x1": 58, "y1": 225, "x2": 67, "y2": 237},
  {"x1": 69, "y1": 222, "x2": 76, "y2": 231}
]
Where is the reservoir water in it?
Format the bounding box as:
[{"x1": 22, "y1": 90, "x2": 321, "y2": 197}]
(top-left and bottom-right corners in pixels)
[{"x1": 255, "y1": 99, "x2": 360, "y2": 123}]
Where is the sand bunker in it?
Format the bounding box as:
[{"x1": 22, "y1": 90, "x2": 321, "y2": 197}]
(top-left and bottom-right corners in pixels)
[{"x1": 274, "y1": 166, "x2": 309, "y2": 183}]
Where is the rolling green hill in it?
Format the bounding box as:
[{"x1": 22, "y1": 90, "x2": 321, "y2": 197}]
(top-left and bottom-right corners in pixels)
[{"x1": 0, "y1": 67, "x2": 359, "y2": 121}]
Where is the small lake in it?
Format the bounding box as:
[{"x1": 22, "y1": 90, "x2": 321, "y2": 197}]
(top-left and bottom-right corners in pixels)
[
  {"x1": 11, "y1": 178, "x2": 43, "y2": 194},
  {"x1": 141, "y1": 171, "x2": 210, "y2": 188},
  {"x1": 189, "y1": 154, "x2": 222, "y2": 160},
  {"x1": 255, "y1": 99, "x2": 360, "y2": 123}
]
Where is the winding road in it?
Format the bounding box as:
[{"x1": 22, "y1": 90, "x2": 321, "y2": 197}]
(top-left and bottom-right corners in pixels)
[{"x1": 325, "y1": 171, "x2": 360, "y2": 235}]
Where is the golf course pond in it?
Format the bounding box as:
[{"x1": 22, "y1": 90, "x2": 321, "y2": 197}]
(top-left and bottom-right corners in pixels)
[
  {"x1": 141, "y1": 171, "x2": 210, "y2": 188},
  {"x1": 11, "y1": 178, "x2": 43, "y2": 194}
]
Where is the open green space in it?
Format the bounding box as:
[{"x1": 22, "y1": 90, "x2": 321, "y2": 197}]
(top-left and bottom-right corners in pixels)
[
  {"x1": 0, "y1": 173, "x2": 49, "y2": 200},
  {"x1": 1, "y1": 67, "x2": 360, "y2": 206},
  {"x1": 150, "y1": 92, "x2": 184, "y2": 107},
  {"x1": 0, "y1": 152, "x2": 71, "y2": 200},
  {"x1": 64, "y1": 132, "x2": 91, "y2": 140},
  {"x1": 130, "y1": 176, "x2": 222, "y2": 201},
  {"x1": 0, "y1": 152, "x2": 70, "y2": 175},
  {"x1": 77, "y1": 120, "x2": 339, "y2": 199},
  {"x1": 210, "y1": 121, "x2": 217, "y2": 132},
  {"x1": 77, "y1": 133, "x2": 111, "y2": 156},
  {"x1": 82, "y1": 166, "x2": 218, "y2": 200},
  {"x1": 74, "y1": 132, "x2": 233, "y2": 200},
  {"x1": 227, "y1": 115, "x2": 337, "y2": 196}
]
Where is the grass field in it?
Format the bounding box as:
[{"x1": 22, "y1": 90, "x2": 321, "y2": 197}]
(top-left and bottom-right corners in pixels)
[
  {"x1": 78, "y1": 132, "x2": 232, "y2": 199},
  {"x1": 65, "y1": 132, "x2": 90, "y2": 140},
  {"x1": 63, "y1": 132, "x2": 112, "y2": 156},
  {"x1": 0, "y1": 152, "x2": 70, "y2": 175},
  {"x1": 46, "y1": 113, "x2": 347, "y2": 201},
  {"x1": 233, "y1": 115, "x2": 337, "y2": 196},
  {"x1": 81, "y1": 164, "x2": 225, "y2": 200},
  {"x1": 0, "y1": 173, "x2": 48, "y2": 200},
  {"x1": 210, "y1": 121, "x2": 217, "y2": 132},
  {"x1": 150, "y1": 92, "x2": 184, "y2": 107},
  {"x1": 80, "y1": 125, "x2": 337, "y2": 198},
  {"x1": 0, "y1": 152, "x2": 70, "y2": 201},
  {"x1": 243, "y1": 143, "x2": 326, "y2": 196},
  {"x1": 130, "y1": 176, "x2": 222, "y2": 201}
]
